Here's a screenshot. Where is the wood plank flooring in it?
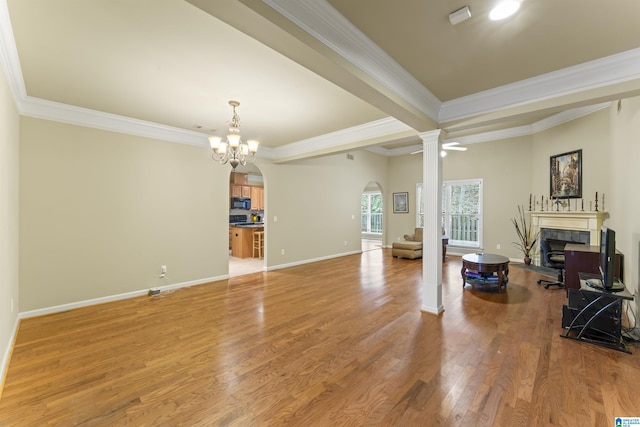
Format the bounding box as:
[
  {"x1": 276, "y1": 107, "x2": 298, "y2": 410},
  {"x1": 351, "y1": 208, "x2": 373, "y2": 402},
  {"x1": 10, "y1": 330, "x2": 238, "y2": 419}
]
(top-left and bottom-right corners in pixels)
[{"x1": 1, "y1": 249, "x2": 639, "y2": 426}]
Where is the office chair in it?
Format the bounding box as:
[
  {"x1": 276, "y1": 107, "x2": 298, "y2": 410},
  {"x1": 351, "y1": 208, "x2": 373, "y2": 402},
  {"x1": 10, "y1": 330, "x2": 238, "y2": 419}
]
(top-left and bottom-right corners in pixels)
[{"x1": 537, "y1": 239, "x2": 565, "y2": 289}]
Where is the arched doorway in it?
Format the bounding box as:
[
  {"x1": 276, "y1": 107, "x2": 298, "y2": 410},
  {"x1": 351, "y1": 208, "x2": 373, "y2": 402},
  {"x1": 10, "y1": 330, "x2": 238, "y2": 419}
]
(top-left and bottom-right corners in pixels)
[
  {"x1": 228, "y1": 163, "x2": 265, "y2": 277},
  {"x1": 361, "y1": 181, "x2": 383, "y2": 252}
]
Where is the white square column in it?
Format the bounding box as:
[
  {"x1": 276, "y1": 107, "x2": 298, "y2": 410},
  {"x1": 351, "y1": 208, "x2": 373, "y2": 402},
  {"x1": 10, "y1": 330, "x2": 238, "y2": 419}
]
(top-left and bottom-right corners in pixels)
[{"x1": 420, "y1": 129, "x2": 445, "y2": 315}]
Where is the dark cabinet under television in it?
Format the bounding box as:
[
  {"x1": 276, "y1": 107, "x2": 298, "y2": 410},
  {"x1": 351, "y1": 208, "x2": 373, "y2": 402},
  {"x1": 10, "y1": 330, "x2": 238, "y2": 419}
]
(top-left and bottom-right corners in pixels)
[
  {"x1": 561, "y1": 272, "x2": 633, "y2": 353},
  {"x1": 564, "y1": 244, "x2": 623, "y2": 291}
]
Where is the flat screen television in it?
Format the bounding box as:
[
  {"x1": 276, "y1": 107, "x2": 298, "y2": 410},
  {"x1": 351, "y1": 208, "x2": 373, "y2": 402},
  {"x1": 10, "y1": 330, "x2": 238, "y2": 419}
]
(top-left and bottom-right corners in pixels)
[{"x1": 599, "y1": 226, "x2": 616, "y2": 290}]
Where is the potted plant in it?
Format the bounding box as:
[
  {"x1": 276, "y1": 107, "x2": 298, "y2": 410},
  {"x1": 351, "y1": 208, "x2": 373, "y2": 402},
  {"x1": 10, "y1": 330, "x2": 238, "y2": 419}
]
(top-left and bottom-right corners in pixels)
[{"x1": 511, "y1": 205, "x2": 540, "y2": 265}]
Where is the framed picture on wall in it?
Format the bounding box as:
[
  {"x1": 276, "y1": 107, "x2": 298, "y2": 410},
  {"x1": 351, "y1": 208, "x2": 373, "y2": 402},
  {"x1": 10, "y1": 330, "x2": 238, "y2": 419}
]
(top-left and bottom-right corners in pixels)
[
  {"x1": 550, "y1": 149, "x2": 582, "y2": 199},
  {"x1": 393, "y1": 192, "x2": 409, "y2": 213}
]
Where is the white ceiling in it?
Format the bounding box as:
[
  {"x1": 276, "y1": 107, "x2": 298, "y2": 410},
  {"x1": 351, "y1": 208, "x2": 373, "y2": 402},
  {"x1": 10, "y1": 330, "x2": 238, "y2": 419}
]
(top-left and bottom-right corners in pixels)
[{"x1": 2, "y1": 0, "x2": 640, "y2": 160}]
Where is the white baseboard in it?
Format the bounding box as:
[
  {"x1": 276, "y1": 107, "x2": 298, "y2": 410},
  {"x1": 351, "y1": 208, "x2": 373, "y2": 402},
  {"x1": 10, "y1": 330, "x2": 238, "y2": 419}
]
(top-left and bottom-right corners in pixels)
[
  {"x1": 266, "y1": 250, "x2": 361, "y2": 271},
  {"x1": 1, "y1": 315, "x2": 19, "y2": 399},
  {"x1": 18, "y1": 274, "x2": 229, "y2": 320}
]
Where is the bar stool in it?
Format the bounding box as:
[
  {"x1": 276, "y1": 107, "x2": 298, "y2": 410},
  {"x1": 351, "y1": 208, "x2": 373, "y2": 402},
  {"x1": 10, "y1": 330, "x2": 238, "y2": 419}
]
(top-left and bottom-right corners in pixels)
[{"x1": 252, "y1": 230, "x2": 264, "y2": 259}]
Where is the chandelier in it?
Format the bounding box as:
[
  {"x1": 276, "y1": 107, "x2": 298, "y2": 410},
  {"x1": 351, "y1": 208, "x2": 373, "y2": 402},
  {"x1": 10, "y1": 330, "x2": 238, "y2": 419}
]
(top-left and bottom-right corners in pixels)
[{"x1": 208, "y1": 100, "x2": 259, "y2": 170}]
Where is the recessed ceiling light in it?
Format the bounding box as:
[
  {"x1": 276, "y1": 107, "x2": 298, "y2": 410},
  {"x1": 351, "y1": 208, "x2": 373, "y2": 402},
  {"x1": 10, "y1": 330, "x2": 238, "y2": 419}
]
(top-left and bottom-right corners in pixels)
[{"x1": 489, "y1": 0, "x2": 520, "y2": 20}]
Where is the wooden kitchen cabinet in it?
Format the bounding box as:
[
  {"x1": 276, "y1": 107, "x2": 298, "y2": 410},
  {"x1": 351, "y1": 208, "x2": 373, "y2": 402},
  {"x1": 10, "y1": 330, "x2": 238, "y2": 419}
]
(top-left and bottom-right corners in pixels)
[
  {"x1": 250, "y1": 186, "x2": 264, "y2": 210},
  {"x1": 231, "y1": 172, "x2": 248, "y2": 185},
  {"x1": 230, "y1": 227, "x2": 254, "y2": 258},
  {"x1": 230, "y1": 185, "x2": 252, "y2": 198},
  {"x1": 230, "y1": 185, "x2": 242, "y2": 198}
]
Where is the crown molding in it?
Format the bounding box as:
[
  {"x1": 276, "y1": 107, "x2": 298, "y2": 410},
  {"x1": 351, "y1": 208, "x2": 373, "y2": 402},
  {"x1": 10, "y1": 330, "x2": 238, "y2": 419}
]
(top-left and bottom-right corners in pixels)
[
  {"x1": 268, "y1": 116, "x2": 413, "y2": 159},
  {"x1": 530, "y1": 102, "x2": 610, "y2": 134},
  {"x1": 0, "y1": 0, "x2": 620, "y2": 161},
  {"x1": 439, "y1": 49, "x2": 640, "y2": 123},
  {"x1": 263, "y1": 0, "x2": 638, "y2": 131},
  {"x1": 368, "y1": 103, "x2": 611, "y2": 156},
  {"x1": 0, "y1": 0, "x2": 26, "y2": 105},
  {"x1": 263, "y1": 0, "x2": 441, "y2": 121},
  {"x1": 21, "y1": 96, "x2": 211, "y2": 147}
]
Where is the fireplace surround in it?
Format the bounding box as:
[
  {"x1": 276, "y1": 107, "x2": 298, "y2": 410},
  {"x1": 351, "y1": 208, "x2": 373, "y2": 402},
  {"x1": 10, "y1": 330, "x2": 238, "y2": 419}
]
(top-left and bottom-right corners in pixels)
[{"x1": 529, "y1": 211, "x2": 608, "y2": 265}]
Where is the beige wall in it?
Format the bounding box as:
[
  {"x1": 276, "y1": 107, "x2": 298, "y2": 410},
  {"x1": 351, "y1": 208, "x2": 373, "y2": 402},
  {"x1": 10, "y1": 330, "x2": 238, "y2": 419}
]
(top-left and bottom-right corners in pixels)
[
  {"x1": 444, "y1": 136, "x2": 533, "y2": 259},
  {"x1": 19, "y1": 118, "x2": 230, "y2": 312},
  {"x1": 258, "y1": 150, "x2": 388, "y2": 267},
  {"x1": 386, "y1": 109, "x2": 616, "y2": 262},
  {"x1": 0, "y1": 65, "x2": 20, "y2": 388},
  {"x1": 531, "y1": 109, "x2": 610, "y2": 212},
  {"x1": 609, "y1": 97, "x2": 640, "y2": 316},
  {"x1": 18, "y1": 119, "x2": 390, "y2": 311},
  {"x1": 387, "y1": 153, "x2": 421, "y2": 246},
  {"x1": 11, "y1": 98, "x2": 640, "y2": 331},
  {"x1": 387, "y1": 136, "x2": 533, "y2": 260}
]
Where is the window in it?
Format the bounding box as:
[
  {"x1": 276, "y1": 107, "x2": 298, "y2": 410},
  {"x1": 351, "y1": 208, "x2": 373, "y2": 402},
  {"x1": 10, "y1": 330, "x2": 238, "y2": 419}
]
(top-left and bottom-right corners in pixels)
[
  {"x1": 361, "y1": 192, "x2": 383, "y2": 234},
  {"x1": 416, "y1": 179, "x2": 482, "y2": 248}
]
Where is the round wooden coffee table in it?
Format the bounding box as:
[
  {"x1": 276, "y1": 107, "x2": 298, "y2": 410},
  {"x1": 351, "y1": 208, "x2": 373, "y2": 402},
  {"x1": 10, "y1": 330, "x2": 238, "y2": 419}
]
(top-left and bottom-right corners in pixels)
[{"x1": 461, "y1": 253, "x2": 510, "y2": 292}]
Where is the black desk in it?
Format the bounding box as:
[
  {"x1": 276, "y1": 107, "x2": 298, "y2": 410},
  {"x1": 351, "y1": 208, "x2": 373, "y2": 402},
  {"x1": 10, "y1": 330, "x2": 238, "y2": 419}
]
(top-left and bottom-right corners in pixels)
[{"x1": 561, "y1": 272, "x2": 634, "y2": 353}]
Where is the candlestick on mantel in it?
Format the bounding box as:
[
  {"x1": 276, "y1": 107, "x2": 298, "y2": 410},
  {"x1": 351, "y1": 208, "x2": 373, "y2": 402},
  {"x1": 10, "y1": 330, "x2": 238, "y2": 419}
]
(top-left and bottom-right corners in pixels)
[
  {"x1": 529, "y1": 193, "x2": 532, "y2": 211},
  {"x1": 581, "y1": 199, "x2": 584, "y2": 211},
  {"x1": 594, "y1": 191, "x2": 599, "y2": 212},
  {"x1": 602, "y1": 193, "x2": 605, "y2": 211}
]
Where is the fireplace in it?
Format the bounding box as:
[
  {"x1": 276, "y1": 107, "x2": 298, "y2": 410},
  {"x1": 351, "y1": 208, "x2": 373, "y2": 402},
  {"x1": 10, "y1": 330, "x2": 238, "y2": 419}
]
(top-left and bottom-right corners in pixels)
[
  {"x1": 540, "y1": 228, "x2": 590, "y2": 245},
  {"x1": 530, "y1": 211, "x2": 608, "y2": 265}
]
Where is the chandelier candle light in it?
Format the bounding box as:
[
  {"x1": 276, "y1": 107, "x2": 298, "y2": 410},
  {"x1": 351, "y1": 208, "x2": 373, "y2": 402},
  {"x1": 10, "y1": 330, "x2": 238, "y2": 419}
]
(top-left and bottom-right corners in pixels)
[{"x1": 209, "y1": 100, "x2": 259, "y2": 170}]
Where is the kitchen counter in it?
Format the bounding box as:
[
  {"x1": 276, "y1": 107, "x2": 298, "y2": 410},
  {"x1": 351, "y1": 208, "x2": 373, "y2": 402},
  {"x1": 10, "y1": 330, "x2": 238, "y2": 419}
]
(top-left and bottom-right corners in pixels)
[
  {"x1": 230, "y1": 226, "x2": 263, "y2": 258},
  {"x1": 234, "y1": 223, "x2": 264, "y2": 229}
]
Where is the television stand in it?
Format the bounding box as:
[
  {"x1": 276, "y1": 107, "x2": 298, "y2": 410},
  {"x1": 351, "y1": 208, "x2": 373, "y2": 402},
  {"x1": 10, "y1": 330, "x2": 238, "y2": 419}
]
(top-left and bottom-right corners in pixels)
[{"x1": 561, "y1": 272, "x2": 634, "y2": 353}]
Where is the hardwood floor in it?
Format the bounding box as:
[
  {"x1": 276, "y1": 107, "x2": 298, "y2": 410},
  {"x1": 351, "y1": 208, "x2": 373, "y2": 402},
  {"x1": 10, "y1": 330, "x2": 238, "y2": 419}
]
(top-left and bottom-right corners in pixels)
[{"x1": 1, "y1": 249, "x2": 639, "y2": 426}]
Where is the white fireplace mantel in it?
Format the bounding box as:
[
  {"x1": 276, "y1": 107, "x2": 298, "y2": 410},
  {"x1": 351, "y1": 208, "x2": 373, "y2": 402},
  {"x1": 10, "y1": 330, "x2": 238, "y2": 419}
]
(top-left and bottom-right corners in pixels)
[{"x1": 530, "y1": 210, "x2": 608, "y2": 247}]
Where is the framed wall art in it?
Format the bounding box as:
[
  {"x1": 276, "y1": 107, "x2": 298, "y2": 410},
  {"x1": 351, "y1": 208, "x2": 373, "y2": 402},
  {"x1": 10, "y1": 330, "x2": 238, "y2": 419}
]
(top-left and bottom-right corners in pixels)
[
  {"x1": 393, "y1": 192, "x2": 409, "y2": 213},
  {"x1": 550, "y1": 149, "x2": 582, "y2": 199}
]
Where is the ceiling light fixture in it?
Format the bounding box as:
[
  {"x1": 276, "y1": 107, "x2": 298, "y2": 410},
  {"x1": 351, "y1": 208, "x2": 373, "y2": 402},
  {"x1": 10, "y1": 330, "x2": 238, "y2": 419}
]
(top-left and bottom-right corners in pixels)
[
  {"x1": 489, "y1": 0, "x2": 520, "y2": 20},
  {"x1": 208, "y1": 100, "x2": 259, "y2": 170},
  {"x1": 449, "y1": 6, "x2": 472, "y2": 25}
]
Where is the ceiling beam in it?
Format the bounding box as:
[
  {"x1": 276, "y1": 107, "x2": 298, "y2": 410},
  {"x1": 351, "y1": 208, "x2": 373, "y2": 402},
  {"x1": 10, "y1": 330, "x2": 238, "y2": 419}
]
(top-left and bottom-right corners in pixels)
[{"x1": 185, "y1": 0, "x2": 438, "y2": 134}]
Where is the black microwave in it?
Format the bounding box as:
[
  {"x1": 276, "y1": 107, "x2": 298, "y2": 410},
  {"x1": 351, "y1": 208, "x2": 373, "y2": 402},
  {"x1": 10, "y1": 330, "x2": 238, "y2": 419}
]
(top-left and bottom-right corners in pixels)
[{"x1": 231, "y1": 197, "x2": 251, "y2": 210}]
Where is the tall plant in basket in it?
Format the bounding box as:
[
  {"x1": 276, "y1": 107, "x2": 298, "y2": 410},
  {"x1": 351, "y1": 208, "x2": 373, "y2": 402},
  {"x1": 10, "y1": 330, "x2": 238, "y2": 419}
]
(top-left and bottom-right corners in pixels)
[{"x1": 511, "y1": 205, "x2": 540, "y2": 265}]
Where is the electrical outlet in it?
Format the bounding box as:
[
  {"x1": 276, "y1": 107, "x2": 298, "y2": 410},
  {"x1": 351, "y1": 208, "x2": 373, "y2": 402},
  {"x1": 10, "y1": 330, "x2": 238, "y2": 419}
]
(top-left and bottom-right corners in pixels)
[
  {"x1": 281, "y1": 249, "x2": 285, "y2": 255},
  {"x1": 344, "y1": 241, "x2": 348, "y2": 246},
  {"x1": 161, "y1": 265, "x2": 167, "y2": 274},
  {"x1": 496, "y1": 244, "x2": 501, "y2": 249}
]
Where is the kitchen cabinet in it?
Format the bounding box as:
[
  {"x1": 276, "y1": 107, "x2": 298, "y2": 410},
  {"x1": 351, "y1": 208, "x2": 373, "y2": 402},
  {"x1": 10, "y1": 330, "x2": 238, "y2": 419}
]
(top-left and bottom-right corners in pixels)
[
  {"x1": 230, "y1": 227, "x2": 254, "y2": 258},
  {"x1": 230, "y1": 185, "x2": 252, "y2": 199},
  {"x1": 230, "y1": 226, "x2": 264, "y2": 258},
  {"x1": 231, "y1": 172, "x2": 248, "y2": 185},
  {"x1": 250, "y1": 186, "x2": 264, "y2": 210}
]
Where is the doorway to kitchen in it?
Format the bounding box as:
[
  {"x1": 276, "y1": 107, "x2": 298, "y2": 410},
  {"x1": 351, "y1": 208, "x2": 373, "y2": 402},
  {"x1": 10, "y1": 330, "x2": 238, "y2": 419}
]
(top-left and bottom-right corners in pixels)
[
  {"x1": 228, "y1": 164, "x2": 265, "y2": 277},
  {"x1": 361, "y1": 181, "x2": 383, "y2": 252}
]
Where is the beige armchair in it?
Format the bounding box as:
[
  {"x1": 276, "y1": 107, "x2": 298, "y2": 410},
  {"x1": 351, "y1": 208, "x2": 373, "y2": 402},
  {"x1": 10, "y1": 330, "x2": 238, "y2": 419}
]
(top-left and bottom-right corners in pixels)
[
  {"x1": 392, "y1": 228, "x2": 423, "y2": 259},
  {"x1": 391, "y1": 228, "x2": 448, "y2": 261}
]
